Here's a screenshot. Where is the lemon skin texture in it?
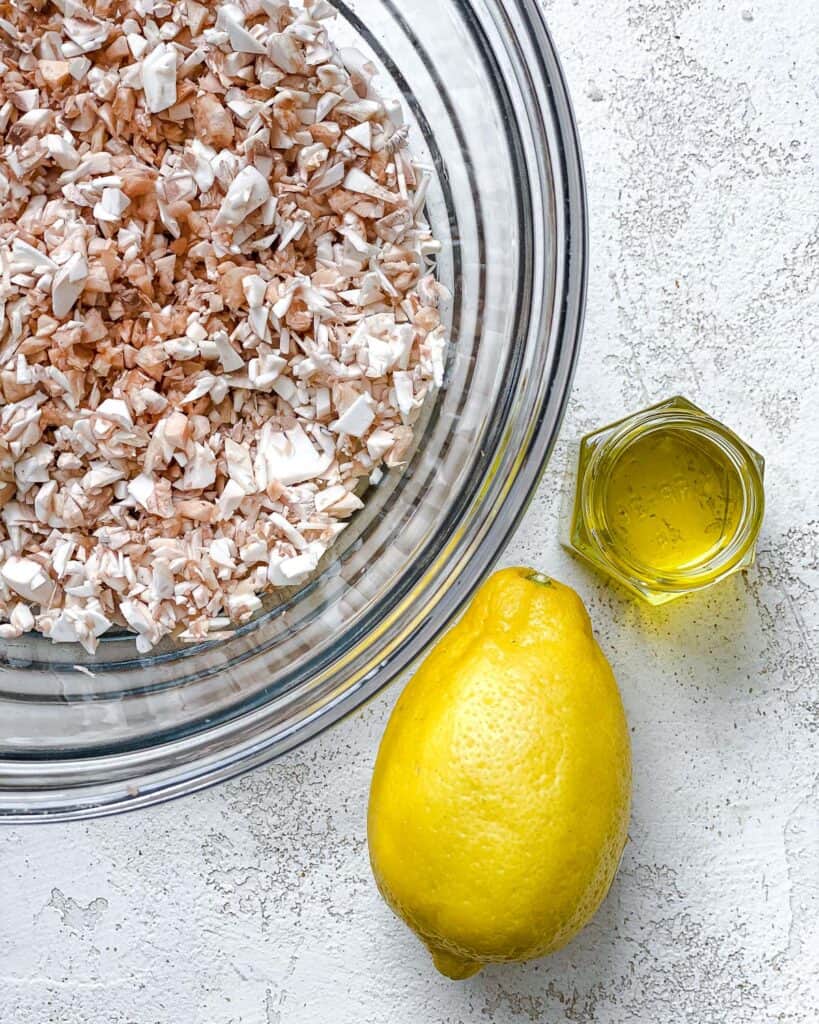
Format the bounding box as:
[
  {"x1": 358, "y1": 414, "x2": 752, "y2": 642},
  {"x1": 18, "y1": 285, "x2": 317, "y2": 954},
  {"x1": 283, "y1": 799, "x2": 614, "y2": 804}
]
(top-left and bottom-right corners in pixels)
[{"x1": 367, "y1": 567, "x2": 632, "y2": 980}]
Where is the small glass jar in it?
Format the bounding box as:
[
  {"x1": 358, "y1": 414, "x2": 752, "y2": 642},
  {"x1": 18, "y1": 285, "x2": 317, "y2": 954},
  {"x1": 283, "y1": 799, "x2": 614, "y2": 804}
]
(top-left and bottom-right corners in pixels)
[{"x1": 563, "y1": 397, "x2": 765, "y2": 604}]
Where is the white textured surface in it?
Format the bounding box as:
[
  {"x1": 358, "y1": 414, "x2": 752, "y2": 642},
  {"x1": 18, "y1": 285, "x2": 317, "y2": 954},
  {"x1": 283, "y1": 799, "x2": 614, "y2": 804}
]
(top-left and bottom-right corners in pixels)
[{"x1": 2, "y1": 1, "x2": 818, "y2": 1020}]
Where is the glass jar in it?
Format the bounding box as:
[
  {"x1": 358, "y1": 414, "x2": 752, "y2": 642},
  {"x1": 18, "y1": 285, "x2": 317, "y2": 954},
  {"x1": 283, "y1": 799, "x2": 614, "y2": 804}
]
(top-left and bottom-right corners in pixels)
[{"x1": 564, "y1": 397, "x2": 765, "y2": 604}]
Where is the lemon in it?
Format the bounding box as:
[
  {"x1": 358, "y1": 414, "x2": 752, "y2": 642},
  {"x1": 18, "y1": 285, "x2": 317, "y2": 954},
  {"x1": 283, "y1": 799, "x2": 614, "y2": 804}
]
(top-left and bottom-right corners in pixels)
[{"x1": 367, "y1": 567, "x2": 631, "y2": 979}]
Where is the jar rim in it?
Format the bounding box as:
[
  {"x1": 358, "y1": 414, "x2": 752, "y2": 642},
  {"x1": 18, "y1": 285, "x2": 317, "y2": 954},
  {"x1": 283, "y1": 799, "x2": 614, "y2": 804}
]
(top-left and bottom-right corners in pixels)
[{"x1": 580, "y1": 402, "x2": 765, "y2": 593}]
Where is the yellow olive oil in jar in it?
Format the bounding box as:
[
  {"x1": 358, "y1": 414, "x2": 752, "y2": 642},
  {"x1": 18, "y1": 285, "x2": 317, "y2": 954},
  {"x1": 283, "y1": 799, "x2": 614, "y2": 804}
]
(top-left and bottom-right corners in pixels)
[{"x1": 565, "y1": 397, "x2": 765, "y2": 604}]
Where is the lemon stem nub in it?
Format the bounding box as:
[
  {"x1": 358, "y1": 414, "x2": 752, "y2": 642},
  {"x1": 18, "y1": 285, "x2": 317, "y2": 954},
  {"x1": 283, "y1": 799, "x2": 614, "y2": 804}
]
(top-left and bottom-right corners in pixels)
[
  {"x1": 527, "y1": 571, "x2": 553, "y2": 586},
  {"x1": 429, "y1": 947, "x2": 484, "y2": 980}
]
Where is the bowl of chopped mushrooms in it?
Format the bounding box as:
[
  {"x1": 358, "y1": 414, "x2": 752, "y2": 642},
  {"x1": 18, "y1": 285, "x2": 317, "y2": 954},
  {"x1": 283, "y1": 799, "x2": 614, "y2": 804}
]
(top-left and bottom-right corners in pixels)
[{"x1": 0, "y1": 0, "x2": 586, "y2": 819}]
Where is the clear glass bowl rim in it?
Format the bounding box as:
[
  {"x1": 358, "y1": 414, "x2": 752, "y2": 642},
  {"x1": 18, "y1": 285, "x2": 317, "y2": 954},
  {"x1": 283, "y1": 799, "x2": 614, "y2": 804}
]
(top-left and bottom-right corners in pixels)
[{"x1": 0, "y1": 0, "x2": 588, "y2": 822}]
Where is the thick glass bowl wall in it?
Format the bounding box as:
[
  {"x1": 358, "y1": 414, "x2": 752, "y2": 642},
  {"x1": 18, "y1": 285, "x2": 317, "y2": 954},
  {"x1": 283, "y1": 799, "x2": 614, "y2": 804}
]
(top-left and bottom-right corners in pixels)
[{"x1": 0, "y1": 0, "x2": 587, "y2": 820}]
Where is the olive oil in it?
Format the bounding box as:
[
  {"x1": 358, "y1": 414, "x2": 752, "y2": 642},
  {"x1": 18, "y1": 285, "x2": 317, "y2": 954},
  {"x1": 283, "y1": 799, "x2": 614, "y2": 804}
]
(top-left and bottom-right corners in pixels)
[
  {"x1": 600, "y1": 428, "x2": 744, "y2": 575},
  {"x1": 565, "y1": 397, "x2": 765, "y2": 604}
]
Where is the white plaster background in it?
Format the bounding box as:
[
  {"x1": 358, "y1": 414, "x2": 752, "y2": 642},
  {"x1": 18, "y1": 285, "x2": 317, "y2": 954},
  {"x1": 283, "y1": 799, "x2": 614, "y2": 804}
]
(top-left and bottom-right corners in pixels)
[{"x1": 2, "y1": 0, "x2": 818, "y2": 1020}]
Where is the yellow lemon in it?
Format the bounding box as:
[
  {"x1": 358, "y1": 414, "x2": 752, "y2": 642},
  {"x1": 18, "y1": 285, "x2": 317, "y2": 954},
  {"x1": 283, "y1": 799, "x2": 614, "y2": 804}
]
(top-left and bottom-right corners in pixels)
[{"x1": 367, "y1": 567, "x2": 631, "y2": 979}]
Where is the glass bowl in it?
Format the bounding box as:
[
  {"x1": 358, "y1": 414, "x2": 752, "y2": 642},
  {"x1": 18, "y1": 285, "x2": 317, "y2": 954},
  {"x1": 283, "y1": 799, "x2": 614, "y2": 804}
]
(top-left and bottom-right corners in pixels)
[{"x1": 0, "y1": 0, "x2": 587, "y2": 820}]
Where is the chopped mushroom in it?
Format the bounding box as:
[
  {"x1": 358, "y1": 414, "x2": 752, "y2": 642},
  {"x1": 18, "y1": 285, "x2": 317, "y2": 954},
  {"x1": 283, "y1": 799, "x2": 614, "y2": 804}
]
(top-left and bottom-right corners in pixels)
[{"x1": 0, "y1": 0, "x2": 447, "y2": 652}]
